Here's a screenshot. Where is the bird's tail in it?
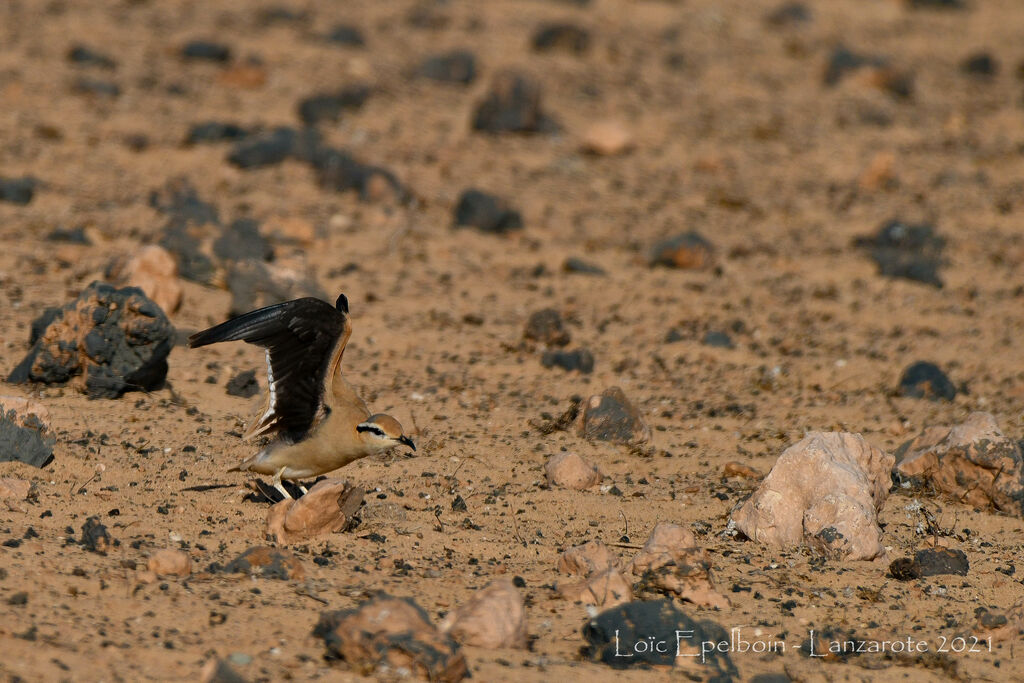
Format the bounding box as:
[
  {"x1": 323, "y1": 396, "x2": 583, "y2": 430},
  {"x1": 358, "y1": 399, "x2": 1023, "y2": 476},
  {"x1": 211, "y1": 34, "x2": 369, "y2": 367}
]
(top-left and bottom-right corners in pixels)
[{"x1": 227, "y1": 454, "x2": 258, "y2": 473}]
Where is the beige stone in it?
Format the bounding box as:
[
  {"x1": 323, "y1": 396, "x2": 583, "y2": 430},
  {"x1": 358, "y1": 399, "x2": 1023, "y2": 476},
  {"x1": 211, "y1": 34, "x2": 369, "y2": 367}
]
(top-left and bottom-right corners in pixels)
[
  {"x1": 266, "y1": 479, "x2": 363, "y2": 545},
  {"x1": 731, "y1": 432, "x2": 894, "y2": 561},
  {"x1": 148, "y1": 549, "x2": 192, "y2": 577},
  {"x1": 557, "y1": 540, "x2": 618, "y2": 577},
  {"x1": 0, "y1": 397, "x2": 50, "y2": 426},
  {"x1": 264, "y1": 216, "x2": 316, "y2": 246},
  {"x1": 0, "y1": 478, "x2": 31, "y2": 501},
  {"x1": 545, "y1": 452, "x2": 601, "y2": 490},
  {"x1": 629, "y1": 523, "x2": 729, "y2": 609},
  {"x1": 315, "y1": 595, "x2": 468, "y2": 682},
  {"x1": 722, "y1": 461, "x2": 762, "y2": 479},
  {"x1": 439, "y1": 578, "x2": 527, "y2": 649},
  {"x1": 558, "y1": 567, "x2": 633, "y2": 608},
  {"x1": 895, "y1": 412, "x2": 1024, "y2": 517},
  {"x1": 109, "y1": 245, "x2": 183, "y2": 314},
  {"x1": 581, "y1": 120, "x2": 634, "y2": 156}
]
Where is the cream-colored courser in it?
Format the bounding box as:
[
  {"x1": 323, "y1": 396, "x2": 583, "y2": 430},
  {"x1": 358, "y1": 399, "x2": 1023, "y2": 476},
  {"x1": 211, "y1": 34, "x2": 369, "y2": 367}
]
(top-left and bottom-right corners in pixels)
[{"x1": 189, "y1": 293, "x2": 414, "y2": 498}]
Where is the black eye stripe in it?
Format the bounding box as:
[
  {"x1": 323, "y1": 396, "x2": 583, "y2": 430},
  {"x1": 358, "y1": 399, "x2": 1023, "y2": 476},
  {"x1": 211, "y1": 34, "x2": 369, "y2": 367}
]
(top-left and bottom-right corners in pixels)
[{"x1": 357, "y1": 424, "x2": 386, "y2": 436}]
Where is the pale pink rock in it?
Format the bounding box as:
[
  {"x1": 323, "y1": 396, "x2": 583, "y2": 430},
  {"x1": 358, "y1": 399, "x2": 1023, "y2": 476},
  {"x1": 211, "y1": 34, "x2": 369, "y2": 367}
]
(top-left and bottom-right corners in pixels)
[
  {"x1": 315, "y1": 595, "x2": 468, "y2": 682},
  {"x1": 108, "y1": 245, "x2": 183, "y2": 314},
  {"x1": 439, "y1": 578, "x2": 527, "y2": 649},
  {"x1": 580, "y1": 120, "x2": 634, "y2": 156},
  {"x1": 0, "y1": 397, "x2": 50, "y2": 426},
  {"x1": 629, "y1": 523, "x2": 729, "y2": 609},
  {"x1": 148, "y1": 549, "x2": 192, "y2": 577},
  {"x1": 557, "y1": 540, "x2": 618, "y2": 577},
  {"x1": 0, "y1": 478, "x2": 31, "y2": 501},
  {"x1": 895, "y1": 412, "x2": 1024, "y2": 517},
  {"x1": 266, "y1": 479, "x2": 363, "y2": 544},
  {"x1": 558, "y1": 567, "x2": 633, "y2": 608},
  {"x1": 545, "y1": 452, "x2": 601, "y2": 490},
  {"x1": 731, "y1": 432, "x2": 894, "y2": 561}
]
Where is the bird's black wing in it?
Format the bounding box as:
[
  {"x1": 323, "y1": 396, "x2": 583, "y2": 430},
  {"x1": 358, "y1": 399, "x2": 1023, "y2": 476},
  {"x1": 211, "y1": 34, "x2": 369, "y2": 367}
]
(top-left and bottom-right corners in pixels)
[{"x1": 189, "y1": 297, "x2": 349, "y2": 440}]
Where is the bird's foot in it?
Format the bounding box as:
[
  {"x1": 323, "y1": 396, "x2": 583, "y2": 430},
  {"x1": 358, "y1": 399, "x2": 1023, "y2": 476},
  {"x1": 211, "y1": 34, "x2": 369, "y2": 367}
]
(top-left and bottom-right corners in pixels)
[{"x1": 272, "y1": 467, "x2": 292, "y2": 500}]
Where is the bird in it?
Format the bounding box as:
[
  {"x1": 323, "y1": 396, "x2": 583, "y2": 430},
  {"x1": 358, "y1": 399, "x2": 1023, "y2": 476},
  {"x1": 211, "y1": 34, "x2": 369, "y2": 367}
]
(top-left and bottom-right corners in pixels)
[{"x1": 188, "y1": 293, "x2": 415, "y2": 499}]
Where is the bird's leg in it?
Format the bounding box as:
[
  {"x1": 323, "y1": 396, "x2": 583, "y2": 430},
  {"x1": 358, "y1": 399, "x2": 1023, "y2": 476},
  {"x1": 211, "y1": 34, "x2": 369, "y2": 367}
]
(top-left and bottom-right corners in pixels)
[{"x1": 271, "y1": 467, "x2": 292, "y2": 500}]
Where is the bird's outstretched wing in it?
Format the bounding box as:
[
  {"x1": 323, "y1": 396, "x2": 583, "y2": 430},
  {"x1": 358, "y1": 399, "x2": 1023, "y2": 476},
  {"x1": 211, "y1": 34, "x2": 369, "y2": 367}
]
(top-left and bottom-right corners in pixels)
[{"x1": 189, "y1": 295, "x2": 351, "y2": 441}]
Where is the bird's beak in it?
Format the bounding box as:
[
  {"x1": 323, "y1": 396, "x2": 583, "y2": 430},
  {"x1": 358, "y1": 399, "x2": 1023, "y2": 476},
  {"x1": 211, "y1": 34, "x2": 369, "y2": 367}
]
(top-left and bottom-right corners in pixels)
[{"x1": 398, "y1": 435, "x2": 416, "y2": 452}]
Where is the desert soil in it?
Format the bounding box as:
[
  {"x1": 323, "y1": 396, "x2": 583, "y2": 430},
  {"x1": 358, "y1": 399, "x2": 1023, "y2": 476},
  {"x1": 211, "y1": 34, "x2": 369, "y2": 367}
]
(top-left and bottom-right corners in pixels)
[{"x1": 2, "y1": 0, "x2": 1024, "y2": 681}]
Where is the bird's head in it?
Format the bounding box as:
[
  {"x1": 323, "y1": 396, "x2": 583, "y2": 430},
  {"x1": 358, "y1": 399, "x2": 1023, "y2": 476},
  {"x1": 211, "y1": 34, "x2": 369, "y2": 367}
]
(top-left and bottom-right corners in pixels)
[{"x1": 356, "y1": 414, "x2": 416, "y2": 453}]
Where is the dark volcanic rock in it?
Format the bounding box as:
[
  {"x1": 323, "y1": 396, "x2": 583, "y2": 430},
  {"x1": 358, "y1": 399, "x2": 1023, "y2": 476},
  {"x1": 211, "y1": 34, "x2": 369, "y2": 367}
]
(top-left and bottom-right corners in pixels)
[
  {"x1": 418, "y1": 50, "x2": 477, "y2": 84},
  {"x1": 0, "y1": 177, "x2": 37, "y2": 205},
  {"x1": 453, "y1": 189, "x2": 523, "y2": 233},
  {"x1": 184, "y1": 122, "x2": 249, "y2": 145},
  {"x1": 824, "y1": 46, "x2": 913, "y2": 98},
  {"x1": 28, "y1": 308, "x2": 62, "y2": 346},
  {"x1": 314, "y1": 594, "x2": 468, "y2": 682},
  {"x1": 297, "y1": 86, "x2": 371, "y2": 125},
  {"x1": 649, "y1": 232, "x2": 715, "y2": 270},
  {"x1": 325, "y1": 24, "x2": 366, "y2": 47},
  {"x1": 72, "y1": 78, "x2": 121, "y2": 97},
  {"x1": 702, "y1": 331, "x2": 734, "y2": 349},
  {"x1": 893, "y1": 412, "x2": 1024, "y2": 516},
  {"x1": 889, "y1": 556, "x2": 922, "y2": 581},
  {"x1": 908, "y1": 0, "x2": 965, "y2": 7},
  {"x1": 765, "y1": 2, "x2": 812, "y2": 26},
  {"x1": 889, "y1": 549, "x2": 967, "y2": 579},
  {"x1": 150, "y1": 178, "x2": 220, "y2": 227},
  {"x1": 563, "y1": 257, "x2": 606, "y2": 275},
  {"x1": 213, "y1": 218, "x2": 274, "y2": 263},
  {"x1": 542, "y1": 349, "x2": 594, "y2": 374},
  {"x1": 226, "y1": 369, "x2": 259, "y2": 398},
  {"x1": 227, "y1": 127, "x2": 320, "y2": 169},
  {"x1": 531, "y1": 24, "x2": 590, "y2": 54},
  {"x1": 898, "y1": 361, "x2": 956, "y2": 401},
  {"x1": 523, "y1": 309, "x2": 570, "y2": 347},
  {"x1": 257, "y1": 7, "x2": 308, "y2": 25},
  {"x1": 583, "y1": 600, "x2": 737, "y2": 677},
  {"x1": 181, "y1": 40, "x2": 232, "y2": 63},
  {"x1": 0, "y1": 409, "x2": 55, "y2": 468},
  {"x1": 7, "y1": 282, "x2": 174, "y2": 399},
  {"x1": 854, "y1": 219, "x2": 945, "y2": 287},
  {"x1": 225, "y1": 260, "x2": 326, "y2": 318},
  {"x1": 159, "y1": 225, "x2": 216, "y2": 285},
  {"x1": 80, "y1": 516, "x2": 113, "y2": 554},
  {"x1": 310, "y1": 147, "x2": 404, "y2": 201},
  {"x1": 150, "y1": 179, "x2": 221, "y2": 283},
  {"x1": 579, "y1": 386, "x2": 651, "y2": 445},
  {"x1": 472, "y1": 72, "x2": 549, "y2": 134},
  {"x1": 67, "y1": 45, "x2": 117, "y2": 69},
  {"x1": 824, "y1": 46, "x2": 885, "y2": 86},
  {"x1": 961, "y1": 52, "x2": 998, "y2": 77},
  {"x1": 46, "y1": 226, "x2": 91, "y2": 244},
  {"x1": 800, "y1": 626, "x2": 866, "y2": 661},
  {"x1": 915, "y1": 547, "x2": 969, "y2": 577},
  {"x1": 201, "y1": 659, "x2": 250, "y2": 683},
  {"x1": 221, "y1": 546, "x2": 304, "y2": 580}
]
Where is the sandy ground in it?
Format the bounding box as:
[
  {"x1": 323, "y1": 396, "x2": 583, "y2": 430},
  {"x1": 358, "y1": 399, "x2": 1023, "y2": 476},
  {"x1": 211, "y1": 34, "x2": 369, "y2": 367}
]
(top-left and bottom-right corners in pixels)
[{"x1": 2, "y1": 0, "x2": 1024, "y2": 680}]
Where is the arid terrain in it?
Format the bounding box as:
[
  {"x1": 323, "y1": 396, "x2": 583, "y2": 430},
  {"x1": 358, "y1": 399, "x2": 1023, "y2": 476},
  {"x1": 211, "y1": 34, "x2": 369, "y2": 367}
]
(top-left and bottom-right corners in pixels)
[{"x1": 2, "y1": 0, "x2": 1024, "y2": 681}]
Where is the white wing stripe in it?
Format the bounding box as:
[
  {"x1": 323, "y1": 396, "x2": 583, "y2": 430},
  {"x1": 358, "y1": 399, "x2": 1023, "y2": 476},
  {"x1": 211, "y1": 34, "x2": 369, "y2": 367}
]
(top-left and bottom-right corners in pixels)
[{"x1": 260, "y1": 349, "x2": 277, "y2": 423}]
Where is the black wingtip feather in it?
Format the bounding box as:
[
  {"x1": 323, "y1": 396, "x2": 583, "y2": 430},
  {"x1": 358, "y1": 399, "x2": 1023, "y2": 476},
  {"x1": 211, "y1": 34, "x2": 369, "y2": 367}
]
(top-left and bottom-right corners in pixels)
[
  {"x1": 187, "y1": 301, "x2": 295, "y2": 348},
  {"x1": 335, "y1": 293, "x2": 349, "y2": 314}
]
